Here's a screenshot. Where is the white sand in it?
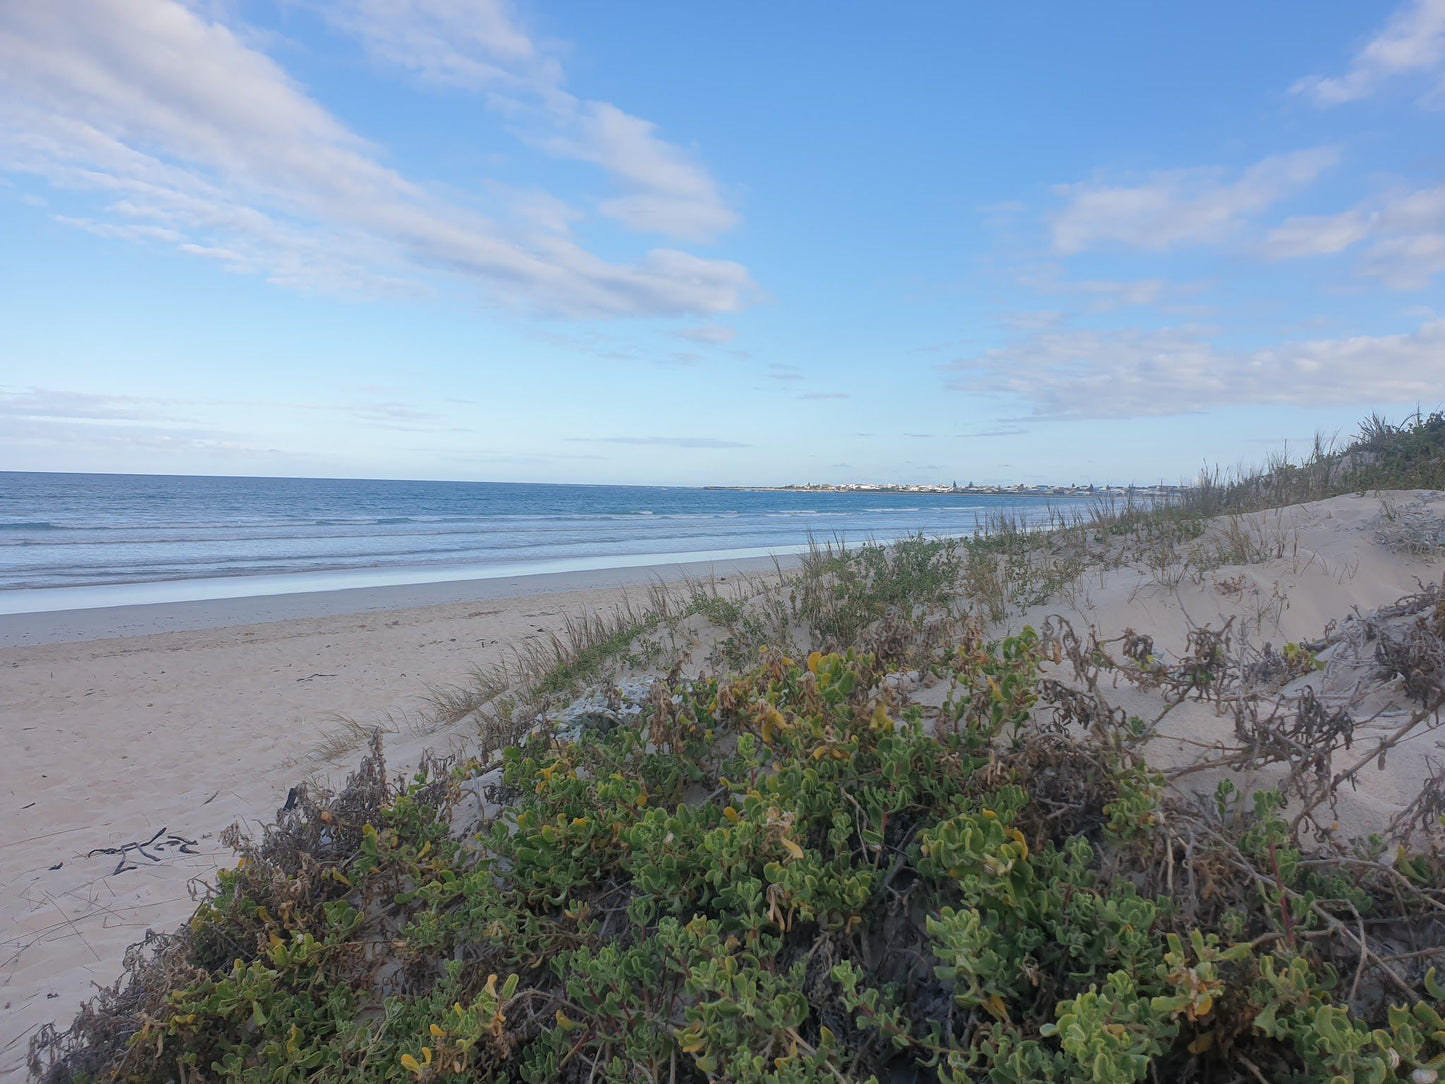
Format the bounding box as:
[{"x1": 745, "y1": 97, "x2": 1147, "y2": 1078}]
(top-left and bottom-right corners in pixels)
[
  {"x1": 1012, "y1": 491, "x2": 1445, "y2": 841},
  {"x1": 1013, "y1": 492, "x2": 1441, "y2": 652},
  {"x1": 0, "y1": 556, "x2": 784, "y2": 1079}
]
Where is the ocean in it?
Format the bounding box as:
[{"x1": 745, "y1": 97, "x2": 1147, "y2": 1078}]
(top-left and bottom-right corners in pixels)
[{"x1": 0, "y1": 472, "x2": 1080, "y2": 613}]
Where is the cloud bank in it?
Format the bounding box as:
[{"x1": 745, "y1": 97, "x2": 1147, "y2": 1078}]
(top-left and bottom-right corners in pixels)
[
  {"x1": 0, "y1": 1, "x2": 754, "y2": 317},
  {"x1": 944, "y1": 320, "x2": 1445, "y2": 419}
]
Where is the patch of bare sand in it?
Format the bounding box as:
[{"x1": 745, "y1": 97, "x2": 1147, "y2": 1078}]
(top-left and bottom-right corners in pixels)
[{"x1": 1012, "y1": 491, "x2": 1445, "y2": 846}]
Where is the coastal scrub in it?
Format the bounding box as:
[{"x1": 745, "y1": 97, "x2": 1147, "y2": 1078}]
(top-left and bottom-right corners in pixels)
[{"x1": 31, "y1": 639, "x2": 1445, "y2": 1083}]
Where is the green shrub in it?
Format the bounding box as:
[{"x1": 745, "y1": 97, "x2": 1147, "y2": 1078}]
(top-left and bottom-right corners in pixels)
[
  {"x1": 793, "y1": 533, "x2": 962, "y2": 646},
  {"x1": 32, "y1": 637, "x2": 1445, "y2": 1084}
]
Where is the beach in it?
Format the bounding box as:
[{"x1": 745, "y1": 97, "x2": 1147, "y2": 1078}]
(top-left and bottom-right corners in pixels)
[
  {"x1": 8, "y1": 488, "x2": 1445, "y2": 1081},
  {"x1": 0, "y1": 472, "x2": 1070, "y2": 1079},
  {"x1": 0, "y1": 556, "x2": 784, "y2": 1079},
  {"x1": 7, "y1": 3, "x2": 1441, "y2": 1074}
]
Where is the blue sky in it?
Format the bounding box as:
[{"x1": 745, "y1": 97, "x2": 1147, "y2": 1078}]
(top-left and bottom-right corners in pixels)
[{"x1": 2, "y1": 1, "x2": 1443, "y2": 486}]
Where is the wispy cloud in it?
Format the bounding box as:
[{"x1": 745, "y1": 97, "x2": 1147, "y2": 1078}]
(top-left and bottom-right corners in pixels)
[
  {"x1": 532, "y1": 101, "x2": 738, "y2": 242},
  {"x1": 799, "y1": 392, "x2": 848, "y2": 400},
  {"x1": 766, "y1": 363, "x2": 803, "y2": 382},
  {"x1": 1292, "y1": 0, "x2": 1445, "y2": 105},
  {"x1": 0, "y1": 386, "x2": 180, "y2": 423},
  {"x1": 326, "y1": 0, "x2": 554, "y2": 90},
  {"x1": 965, "y1": 427, "x2": 1029, "y2": 439},
  {"x1": 0, "y1": 386, "x2": 272, "y2": 456},
  {"x1": 439, "y1": 448, "x2": 606, "y2": 464},
  {"x1": 1050, "y1": 149, "x2": 1338, "y2": 254},
  {"x1": 943, "y1": 319, "x2": 1445, "y2": 419},
  {"x1": 328, "y1": 0, "x2": 738, "y2": 242},
  {"x1": 1, "y1": 416, "x2": 277, "y2": 456},
  {"x1": 0, "y1": 386, "x2": 480, "y2": 446},
  {"x1": 346, "y1": 401, "x2": 447, "y2": 431},
  {"x1": 1068, "y1": 278, "x2": 1170, "y2": 309},
  {"x1": 1012, "y1": 268, "x2": 1211, "y2": 317},
  {"x1": 349, "y1": 402, "x2": 442, "y2": 423},
  {"x1": 676, "y1": 325, "x2": 737, "y2": 344},
  {"x1": 999, "y1": 310, "x2": 1066, "y2": 331},
  {"x1": 566, "y1": 436, "x2": 749, "y2": 449},
  {"x1": 1263, "y1": 183, "x2": 1445, "y2": 287},
  {"x1": 0, "y1": 1, "x2": 756, "y2": 316}
]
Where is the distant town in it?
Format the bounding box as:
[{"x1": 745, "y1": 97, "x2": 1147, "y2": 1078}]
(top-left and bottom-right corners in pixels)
[{"x1": 706, "y1": 482, "x2": 1189, "y2": 498}]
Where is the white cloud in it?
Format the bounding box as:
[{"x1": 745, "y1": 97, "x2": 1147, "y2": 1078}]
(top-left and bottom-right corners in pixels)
[
  {"x1": 1293, "y1": 0, "x2": 1445, "y2": 105},
  {"x1": 676, "y1": 325, "x2": 737, "y2": 344},
  {"x1": 0, "y1": 0, "x2": 756, "y2": 316},
  {"x1": 943, "y1": 319, "x2": 1445, "y2": 419},
  {"x1": 1260, "y1": 210, "x2": 1374, "y2": 258},
  {"x1": 328, "y1": 0, "x2": 553, "y2": 90},
  {"x1": 496, "y1": 185, "x2": 583, "y2": 235},
  {"x1": 999, "y1": 310, "x2": 1066, "y2": 331},
  {"x1": 53, "y1": 215, "x2": 185, "y2": 245},
  {"x1": 1361, "y1": 232, "x2": 1445, "y2": 287},
  {"x1": 328, "y1": 0, "x2": 737, "y2": 242},
  {"x1": 1263, "y1": 183, "x2": 1445, "y2": 287},
  {"x1": 538, "y1": 101, "x2": 738, "y2": 241},
  {"x1": 1014, "y1": 272, "x2": 1211, "y2": 318},
  {"x1": 1051, "y1": 149, "x2": 1338, "y2": 254},
  {"x1": 1069, "y1": 278, "x2": 1168, "y2": 308}
]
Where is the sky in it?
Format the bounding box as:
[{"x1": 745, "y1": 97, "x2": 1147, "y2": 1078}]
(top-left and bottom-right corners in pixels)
[{"x1": 2, "y1": 1, "x2": 1444, "y2": 487}]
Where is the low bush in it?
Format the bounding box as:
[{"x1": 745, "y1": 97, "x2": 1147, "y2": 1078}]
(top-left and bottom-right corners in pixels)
[
  {"x1": 791, "y1": 534, "x2": 963, "y2": 649},
  {"x1": 33, "y1": 635, "x2": 1445, "y2": 1083}
]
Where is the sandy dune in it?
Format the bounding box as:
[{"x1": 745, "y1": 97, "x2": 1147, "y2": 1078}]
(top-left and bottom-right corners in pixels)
[{"x1": 1012, "y1": 491, "x2": 1445, "y2": 839}]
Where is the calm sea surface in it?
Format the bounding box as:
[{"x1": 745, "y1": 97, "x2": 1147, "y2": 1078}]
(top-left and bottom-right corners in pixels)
[{"x1": 0, "y1": 472, "x2": 1080, "y2": 612}]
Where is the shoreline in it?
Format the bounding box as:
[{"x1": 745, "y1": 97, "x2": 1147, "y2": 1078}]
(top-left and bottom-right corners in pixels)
[{"x1": 0, "y1": 553, "x2": 798, "y2": 648}]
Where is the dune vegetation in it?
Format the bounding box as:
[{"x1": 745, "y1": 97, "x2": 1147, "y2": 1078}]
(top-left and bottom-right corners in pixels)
[{"x1": 30, "y1": 412, "x2": 1445, "y2": 1084}]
